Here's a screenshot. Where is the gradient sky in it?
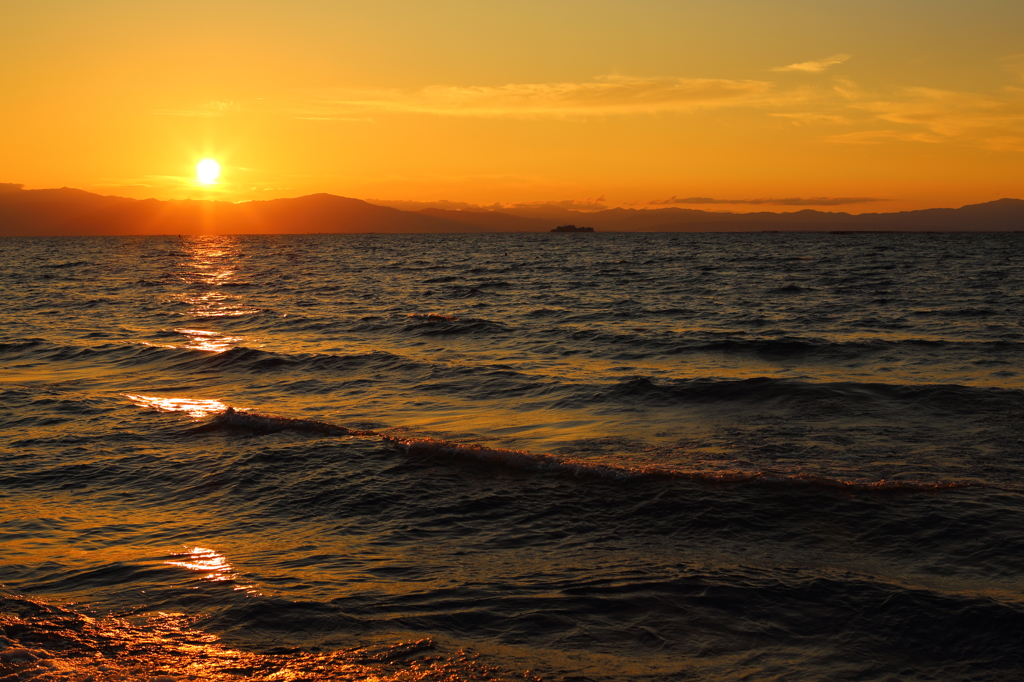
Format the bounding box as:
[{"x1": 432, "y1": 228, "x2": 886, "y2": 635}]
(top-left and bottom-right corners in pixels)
[{"x1": 4, "y1": 0, "x2": 1024, "y2": 212}]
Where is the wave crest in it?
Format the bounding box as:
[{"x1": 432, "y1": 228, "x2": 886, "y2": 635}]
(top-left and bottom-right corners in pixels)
[
  {"x1": 192, "y1": 407, "x2": 378, "y2": 437},
  {"x1": 383, "y1": 435, "x2": 975, "y2": 492}
]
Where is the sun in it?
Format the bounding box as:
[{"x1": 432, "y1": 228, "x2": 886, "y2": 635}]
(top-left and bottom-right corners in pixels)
[{"x1": 196, "y1": 159, "x2": 221, "y2": 185}]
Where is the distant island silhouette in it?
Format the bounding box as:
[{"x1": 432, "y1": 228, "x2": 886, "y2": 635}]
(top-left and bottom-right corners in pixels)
[
  {"x1": 0, "y1": 184, "x2": 1022, "y2": 235},
  {"x1": 551, "y1": 224, "x2": 595, "y2": 233}
]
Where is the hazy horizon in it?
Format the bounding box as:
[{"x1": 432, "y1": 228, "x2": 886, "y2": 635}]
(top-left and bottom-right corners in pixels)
[{"x1": 3, "y1": 181, "x2": 1022, "y2": 216}]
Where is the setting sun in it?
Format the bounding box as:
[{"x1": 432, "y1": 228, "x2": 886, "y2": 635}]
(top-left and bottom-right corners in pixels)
[{"x1": 196, "y1": 159, "x2": 221, "y2": 185}]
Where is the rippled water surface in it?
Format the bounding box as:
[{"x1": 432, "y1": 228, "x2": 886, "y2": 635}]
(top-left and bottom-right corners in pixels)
[{"x1": 2, "y1": 233, "x2": 1023, "y2": 681}]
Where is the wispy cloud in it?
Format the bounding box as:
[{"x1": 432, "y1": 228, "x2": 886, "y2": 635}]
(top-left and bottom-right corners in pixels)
[
  {"x1": 774, "y1": 54, "x2": 851, "y2": 73},
  {"x1": 826, "y1": 129, "x2": 945, "y2": 145},
  {"x1": 648, "y1": 196, "x2": 885, "y2": 206},
  {"x1": 771, "y1": 112, "x2": 853, "y2": 125},
  {"x1": 154, "y1": 67, "x2": 1024, "y2": 153},
  {"x1": 92, "y1": 175, "x2": 234, "y2": 194},
  {"x1": 303, "y1": 75, "x2": 781, "y2": 118},
  {"x1": 368, "y1": 197, "x2": 609, "y2": 212},
  {"x1": 294, "y1": 116, "x2": 373, "y2": 122},
  {"x1": 157, "y1": 76, "x2": 793, "y2": 120},
  {"x1": 157, "y1": 100, "x2": 243, "y2": 117},
  {"x1": 998, "y1": 52, "x2": 1024, "y2": 80},
  {"x1": 840, "y1": 86, "x2": 1024, "y2": 150},
  {"x1": 509, "y1": 197, "x2": 608, "y2": 211},
  {"x1": 368, "y1": 199, "x2": 504, "y2": 211},
  {"x1": 762, "y1": 75, "x2": 1024, "y2": 151}
]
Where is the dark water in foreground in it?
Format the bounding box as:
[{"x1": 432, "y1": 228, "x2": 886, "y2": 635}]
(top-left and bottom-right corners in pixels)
[{"x1": 1, "y1": 232, "x2": 1023, "y2": 681}]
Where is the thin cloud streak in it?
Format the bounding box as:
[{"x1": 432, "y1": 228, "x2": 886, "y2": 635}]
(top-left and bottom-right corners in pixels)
[
  {"x1": 649, "y1": 196, "x2": 886, "y2": 206},
  {"x1": 997, "y1": 53, "x2": 1024, "y2": 81},
  {"x1": 154, "y1": 70, "x2": 1024, "y2": 152},
  {"x1": 368, "y1": 197, "x2": 609, "y2": 212},
  {"x1": 827, "y1": 129, "x2": 945, "y2": 145},
  {"x1": 510, "y1": 197, "x2": 608, "y2": 210},
  {"x1": 836, "y1": 85, "x2": 1024, "y2": 151},
  {"x1": 157, "y1": 100, "x2": 243, "y2": 117},
  {"x1": 306, "y1": 75, "x2": 782, "y2": 118},
  {"x1": 772, "y1": 112, "x2": 853, "y2": 125},
  {"x1": 368, "y1": 199, "x2": 501, "y2": 212},
  {"x1": 774, "y1": 77, "x2": 1024, "y2": 151},
  {"x1": 774, "y1": 54, "x2": 851, "y2": 73},
  {"x1": 866, "y1": 87, "x2": 1024, "y2": 144}
]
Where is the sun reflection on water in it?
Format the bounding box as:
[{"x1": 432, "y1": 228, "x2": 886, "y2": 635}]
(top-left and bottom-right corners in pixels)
[
  {"x1": 182, "y1": 291, "x2": 260, "y2": 319},
  {"x1": 166, "y1": 547, "x2": 234, "y2": 582},
  {"x1": 177, "y1": 238, "x2": 238, "y2": 286},
  {"x1": 123, "y1": 393, "x2": 228, "y2": 419},
  {"x1": 0, "y1": 591, "x2": 523, "y2": 681},
  {"x1": 174, "y1": 327, "x2": 244, "y2": 352},
  {"x1": 170, "y1": 236, "x2": 260, "y2": 351},
  {"x1": 165, "y1": 546, "x2": 261, "y2": 595}
]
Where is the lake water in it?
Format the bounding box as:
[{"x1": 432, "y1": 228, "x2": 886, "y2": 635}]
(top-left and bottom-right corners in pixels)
[{"x1": 2, "y1": 232, "x2": 1023, "y2": 681}]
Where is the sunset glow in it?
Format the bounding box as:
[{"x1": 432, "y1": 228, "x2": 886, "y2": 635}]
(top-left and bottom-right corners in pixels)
[
  {"x1": 5, "y1": 5, "x2": 1023, "y2": 678},
  {"x1": 2, "y1": 2, "x2": 1022, "y2": 211}
]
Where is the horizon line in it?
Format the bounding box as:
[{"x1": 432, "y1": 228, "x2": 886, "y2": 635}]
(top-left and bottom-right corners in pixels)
[{"x1": 3, "y1": 183, "x2": 1023, "y2": 216}]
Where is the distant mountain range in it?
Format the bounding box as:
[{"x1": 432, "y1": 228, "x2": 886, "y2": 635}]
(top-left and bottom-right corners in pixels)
[{"x1": 1, "y1": 185, "x2": 1022, "y2": 235}]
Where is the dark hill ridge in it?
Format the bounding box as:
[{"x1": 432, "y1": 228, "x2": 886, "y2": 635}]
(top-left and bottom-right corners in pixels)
[
  {"x1": 416, "y1": 207, "x2": 549, "y2": 232},
  {"x1": 0, "y1": 186, "x2": 1022, "y2": 235},
  {"x1": 485, "y1": 199, "x2": 1024, "y2": 232},
  {"x1": 0, "y1": 189, "x2": 470, "y2": 236}
]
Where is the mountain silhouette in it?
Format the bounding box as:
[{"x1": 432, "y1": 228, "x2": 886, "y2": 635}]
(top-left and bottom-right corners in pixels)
[
  {"x1": 1, "y1": 186, "x2": 1022, "y2": 235},
  {"x1": 0, "y1": 189, "x2": 474, "y2": 236}
]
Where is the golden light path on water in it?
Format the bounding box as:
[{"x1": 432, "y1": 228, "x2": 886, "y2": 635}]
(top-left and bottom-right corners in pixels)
[
  {"x1": 169, "y1": 236, "x2": 260, "y2": 354},
  {"x1": 181, "y1": 291, "x2": 261, "y2": 319},
  {"x1": 166, "y1": 547, "x2": 235, "y2": 582},
  {"x1": 173, "y1": 327, "x2": 245, "y2": 352},
  {"x1": 0, "y1": 595, "x2": 524, "y2": 681},
  {"x1": 122, "y1": 394, "x2": 228, "y2": 419},
  {"x1": 4, "y1": 539, "x2": 528, "y2": 682}
]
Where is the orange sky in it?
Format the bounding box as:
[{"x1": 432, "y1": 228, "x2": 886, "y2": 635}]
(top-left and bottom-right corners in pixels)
[{"x1": 4, "y1": 0, "x2": 1024, "y2": 213}]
